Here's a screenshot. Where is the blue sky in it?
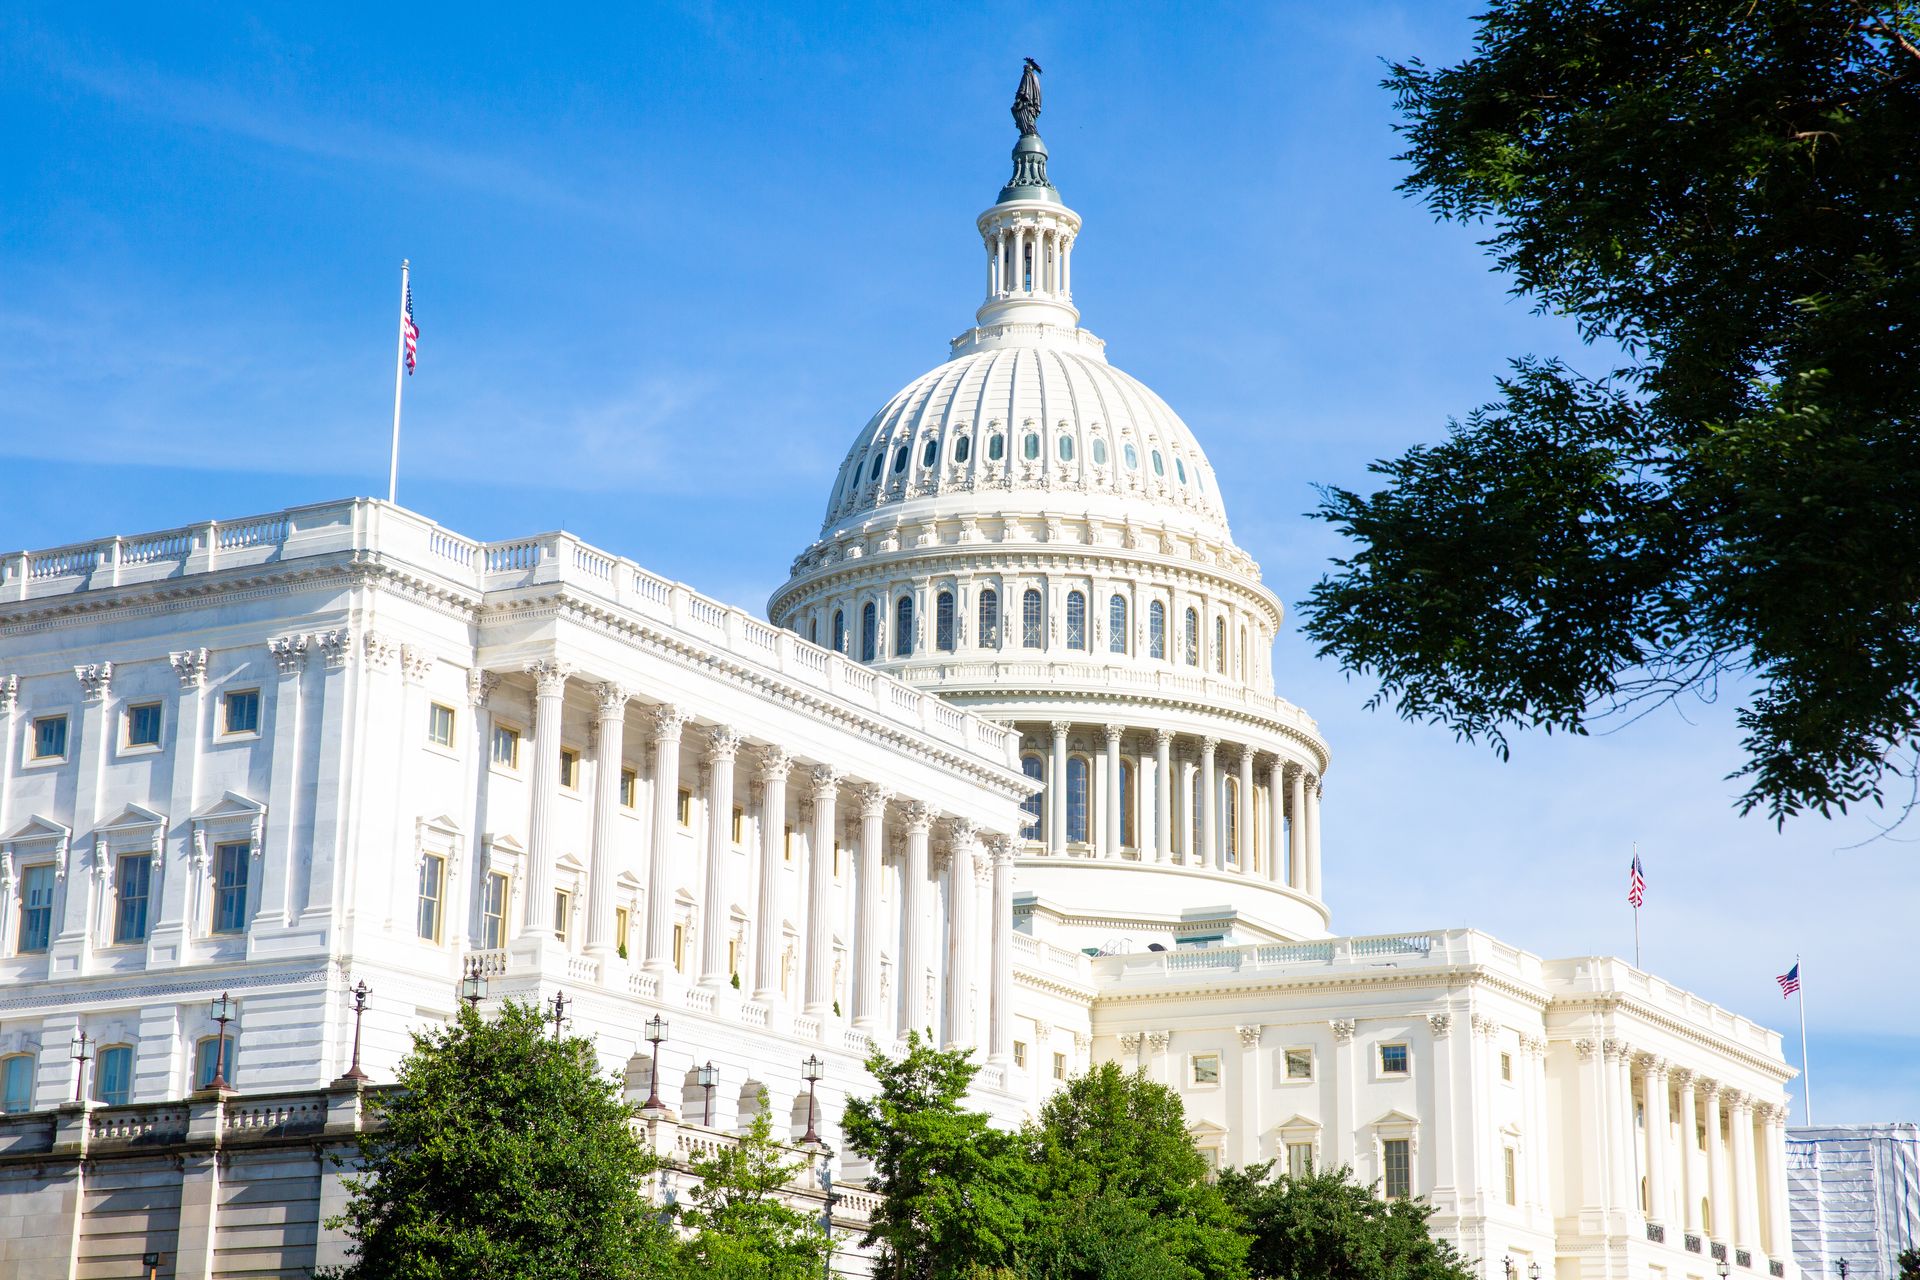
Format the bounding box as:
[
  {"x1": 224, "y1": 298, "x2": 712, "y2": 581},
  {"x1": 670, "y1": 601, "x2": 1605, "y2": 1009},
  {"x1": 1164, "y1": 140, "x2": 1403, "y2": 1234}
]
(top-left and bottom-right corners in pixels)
[{"x1": 3, "y1": 3, "x2": 1913, "y2": 1123}]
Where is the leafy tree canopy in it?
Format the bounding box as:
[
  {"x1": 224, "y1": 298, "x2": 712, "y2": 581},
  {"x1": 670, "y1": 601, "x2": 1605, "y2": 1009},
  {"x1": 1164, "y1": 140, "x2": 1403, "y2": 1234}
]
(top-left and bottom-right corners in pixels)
[
  {"x1": 322, "y1": 1000, "x2": 676, "y2": 1280},
  {"x1": 1301, "y1": 0, "x2": 1920, "y2": 823},
  {"x1": 675, "y1": 1089, "x2": 832, "y2": 1280},
  {"x1": 1214, "y1": 1165, "x2": 1475, "y2": 1280}
]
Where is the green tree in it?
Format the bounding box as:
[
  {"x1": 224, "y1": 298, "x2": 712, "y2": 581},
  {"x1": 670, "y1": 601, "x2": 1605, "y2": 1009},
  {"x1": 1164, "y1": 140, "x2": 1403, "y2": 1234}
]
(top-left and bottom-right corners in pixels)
[
  {"x1": 841, "y1": 1032, "x2": 1033, "y2": 1280},
  {"x1": 674, "y1": 1090, "x2": 833, "y2": 1280},
  {"x1": 1897, "y1": 1248, "x2": 1919, "y2": 1280},
  {"x1": 1214, "y1": 1165, "x2": 1474, "y2": 1280},
  {"x1": 321, "y1": 1001, "x2": 675, "y2": 1280},
  {"x1": 1301, "y1": 0, "x2": 1920, "y2": 823},
  {"x1": 1021, "y1": 1062, "x2": 1247, "y2": 1280}
]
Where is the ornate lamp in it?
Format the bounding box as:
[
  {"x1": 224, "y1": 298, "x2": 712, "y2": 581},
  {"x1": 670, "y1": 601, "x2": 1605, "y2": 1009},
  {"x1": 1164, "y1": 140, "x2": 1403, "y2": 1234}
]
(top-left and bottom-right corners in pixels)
[
  {"x1": 641, "y1": 1014, "x2": 668, "y2": 1112},
  {"x1": 207, "y1": 993, "x2": 234, "y2": 1092},
  {"x1": 70, "y1": 1029, "x2": 93, "y2": 1103},
  {"x1": 459, "y1": 957, "x2": 488, "y2": 1010},
  {"x1": 801, "y1": 1053, "x2": 824, "y2": 1146},
  {"x1": 697, "y1": 1060, "x2": 719, "y2": 1126},
  {"x1": 342, "y1": 981, "x2": 371, "y2": 1083}
]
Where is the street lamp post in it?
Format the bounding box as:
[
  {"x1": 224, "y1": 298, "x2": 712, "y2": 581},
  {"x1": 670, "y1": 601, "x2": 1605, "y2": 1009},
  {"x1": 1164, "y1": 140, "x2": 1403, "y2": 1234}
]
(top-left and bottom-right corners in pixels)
[
  {"x1": 801, "y1": 1054, "x2": 824, "y2": 1146},
  {"x1": 343, "y1": 981, "x2": 371, "y2": 1083},
  {"x1": 642, "y1": 1014, "x2": 668, "y2": 1112},
  {"x1": 1837, "y1": 1262, "x2": 1850, "y2": 1280},
  {"x1": 1719, "y1": 1262, "x2": 1732, "y2": 1280},
  {"x1": 697, "y1": 1061, "x2": 718, "y2": 1126},
  {"x1": 548, "y1": 991, "x2": 571, "y2": 1038},
  {"x1": 1503, "y1": 1257, "x2": 1514, "y2": 1280},
  {"x1": 818, "y1": 1154, "x2": 837, "y2": 1280},
  {"x1": 459, "y1": 957, "x2": 488, "y2": 1011},
  {"x1": 71, "y1": 1030, "x2": 93, "y2": 1103},
  {"x1": 1528, "y1": 1264, "x2": 1541, "y2": 1280},
  {"x1": 207, "y1": 993, "x2": 235, "y2": 1092}
]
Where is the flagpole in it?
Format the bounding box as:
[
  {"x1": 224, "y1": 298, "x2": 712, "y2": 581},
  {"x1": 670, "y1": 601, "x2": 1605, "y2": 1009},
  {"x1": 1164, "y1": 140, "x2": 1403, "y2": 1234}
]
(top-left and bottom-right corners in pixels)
[
  {"x1": 388, "y1": 258, "x2": 409, "y2": 505},
  {"x1": 1631, "y1": 841, "x2": 1641, "y2": 968},
  {"x1": 1796, "y1": 956, "x2": 1812, "y2": 1124}
]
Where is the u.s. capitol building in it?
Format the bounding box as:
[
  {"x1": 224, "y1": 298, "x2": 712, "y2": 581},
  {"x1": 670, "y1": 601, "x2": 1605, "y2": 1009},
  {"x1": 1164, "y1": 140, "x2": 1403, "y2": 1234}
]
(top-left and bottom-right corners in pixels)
[{"x1": 0, "y1": 71, "x2": 1796, "y2": 1280}]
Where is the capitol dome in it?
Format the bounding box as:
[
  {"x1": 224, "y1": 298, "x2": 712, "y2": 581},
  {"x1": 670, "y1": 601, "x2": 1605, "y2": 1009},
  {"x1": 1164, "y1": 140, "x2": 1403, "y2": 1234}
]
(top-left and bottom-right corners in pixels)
[{"x1": 772, "y1": 65, "x2": 1331, "y2": 946}]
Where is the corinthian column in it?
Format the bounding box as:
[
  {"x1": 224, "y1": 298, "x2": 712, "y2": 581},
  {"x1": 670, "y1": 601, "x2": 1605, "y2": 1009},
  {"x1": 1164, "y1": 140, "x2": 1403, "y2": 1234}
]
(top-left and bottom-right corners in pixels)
[
  {"x1": 853, "y1": 784, "x2": 892, "y2": 1033},
  {"x1": 805, "y1": 767, "x2": 843, "y2": 1017},
  {"x1": 1152, "y1": 730, "x2": 1173, "y2": 862},
  {"x1": 946, "y1": 821, "x2": 978, "y2": 1048},
  {"x1": 1643, "y1": 1056, "x2": 1671, "y2": 1224},
  {"x1": 1731, "y1": 1091, "x2": 1760, "y2": 1250},
  {"x1": 1287, "y1": 766, "x2": 1307, "y2": 890},
  {"x1": 1236, "y1": 747, "x2": 1254, "y2": 874},
  {"x1": 987, "y1": 834, "x2": 1014, "y2": 1064},
  {"x1": 585, "y1": 683, "x2": 628, "y2": 959},
  {"x1": 643, "y1": 705, "x2": 688, "y2": 971},
  {"x1": 753, "y1": 747, "x2": 792, "y2": 1004},
  {"x1": 903, "y1": 802, "x2": 934, "y2": 1037},
  {"x1": 1704, "y1": 1082, "x2": 1728, "y2": 1242},
  {"x1": 1305, "y1": 774, "x2": 1323, "y2": 898},
  {"x1": 1266, "y1": 757, "x2": 1286, "y2": 884},
  {"x1": 1675, "y1": 1069, "x2": 1701, "y2": 1233},
  {"x1": 698, "y1": 726, "x2": 741, "y2": 988},
  {"x1": 1048, "y1": 721, "x2": 1069, "y2": 856},
  {"x1": 1102, "y1": 725, "x2": 1123, "y2": 858},
  {"x1": 520, "y1": 660, "x2": 571, "y2": 938},
  {"x1": 1199, "y1": 737, "x2": 1219, "y2": 869}
]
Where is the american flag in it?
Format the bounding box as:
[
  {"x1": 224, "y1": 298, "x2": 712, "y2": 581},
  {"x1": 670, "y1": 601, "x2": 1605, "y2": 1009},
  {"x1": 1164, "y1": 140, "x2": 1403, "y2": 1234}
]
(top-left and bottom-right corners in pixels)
[
  {"x1": 402, "y1": 284, "x2": 418, "y2": 375},
  {"x1": 1627, "y1": 853, "x2": 1645, "y2": 908},
  {"x1": 1777, "y1": 962, "x2": 1800, "y2": 998}
]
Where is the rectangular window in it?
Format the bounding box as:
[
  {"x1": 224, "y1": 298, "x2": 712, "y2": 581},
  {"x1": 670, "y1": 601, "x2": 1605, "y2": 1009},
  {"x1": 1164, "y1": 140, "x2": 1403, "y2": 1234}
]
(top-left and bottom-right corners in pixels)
[
  {"x1": 1013, "y1": 1040, "x2": 1028, "y2": 1069},
  {"x1": 1053, "y1": 1052, "x2": 1067, "y2": 1080},
  {"x1": 559, "y1": 748, "x2": 580, "y2": 789},
  {"x1": 614, "y1": 906, "x2": 630, "y2": 956},
  {"x1": 427, "y1": 702, "x2": 456, "y2": 748},
  {"x1": 416, "y1": 854, "x2": 445, "y2": 942},
  {"x1": 1383, "y1": 1138, "x2": 1412, "y2": 1200},
  {"x1": 213, "y1": 841, "x2": 250, "y2": 933},
  {"x1": 222, "y1": 689, "x2": 261, "y2": 735},
  {"x1": 1287, "y1": 1141, "x2": 1314, "y2": 1178},
  {"x1": 481, "y1": 872, "x2": 508, "y2": 949},
  {"x1": 491, "y1": 724, "x2": 521, "y2": 769},
  {"x1": 620, "y1": 768, "x2": 638, "y2": 808},
  {"x1": 1285, "y1": 1048, "x2": 1314, "y2": 1080},
  {"x1": 1505, "y1": 1146, "x2": 1518, "y2": 1205},
  {"x1": 677, "y1": 788, "x2": 692, "y2": 826},
  {"x1": 727, "y1": 938, "x2": 741, "y2": 979},
  {"x1": 1500, "y1": 1051, "x2": 1513, "y2": 1081},
  {"x1": 194, "y1": 1036, "x2": 235, "y2": 1090},
  {"x1": 732, "y1": 806, "x2": 744, "y2": 844},
  {"x1": 1379, "y1": 1043, "x2": 1410, "y2": 1075},
  {"x1": 785, "y1": 825, "x2": 795, "y2": 862},
  {"x1": 553, "y1": 890, "x2": 572, "y2": 942},
  {"x1": 114, "y1": 854, "x2": 153, "y2": 944},
  {"x1": 95, "y1": 1045, "x2": 133, "y2": 1106},
  {"x1": 32, "y1": 715, "x2": 67, "y2": 760},
  {"x1": 672, "y1": 923, "x2": 687, "y2": 972},
  {"x1": 2, "y1": 1055, "x2": 34, "y2": 1112},
  {"x1": 125, "y1": 702, "x2": 163, "y2": 748},
  {"x1": 18, "y1": 865, "x2": 54, "y2": 953},
  {"x1": 833, "y1": 846, "x2": 844, "y2": 877},
  {"x1": 1190, "y1": 1053, "x2": 1221, "y2": 1086}
]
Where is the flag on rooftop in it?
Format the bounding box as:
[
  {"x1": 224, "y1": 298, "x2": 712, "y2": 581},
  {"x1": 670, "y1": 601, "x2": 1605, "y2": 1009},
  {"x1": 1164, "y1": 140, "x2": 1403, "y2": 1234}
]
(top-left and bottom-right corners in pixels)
[
  {"x1": 402, "y1": 284, "x2": 418, "y2": 375},
  {"x1": 1777, "y1": 962, "x2": 1800, "y2": 998},
  {"x1": 1627, "y1": 853, "x2": 1645, "y2": 908}
]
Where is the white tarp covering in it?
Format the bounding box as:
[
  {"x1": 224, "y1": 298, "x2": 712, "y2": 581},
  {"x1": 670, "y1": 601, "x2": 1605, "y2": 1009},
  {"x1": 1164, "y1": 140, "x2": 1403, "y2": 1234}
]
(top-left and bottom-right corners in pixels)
[{"x1": 1789, "y1": 1124, "x2": 1920, "y2": 1280}]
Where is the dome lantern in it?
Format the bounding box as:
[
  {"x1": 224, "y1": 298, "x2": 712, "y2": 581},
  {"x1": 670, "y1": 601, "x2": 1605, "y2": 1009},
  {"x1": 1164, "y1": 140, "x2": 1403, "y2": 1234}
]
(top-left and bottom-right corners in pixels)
[{"x1": 970, "y1": 60, "x2": 1082, "y2": 339}]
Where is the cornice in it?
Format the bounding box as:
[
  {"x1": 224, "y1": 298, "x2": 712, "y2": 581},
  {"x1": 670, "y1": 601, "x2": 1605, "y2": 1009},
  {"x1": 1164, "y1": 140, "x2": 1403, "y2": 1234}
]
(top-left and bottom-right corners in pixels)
[
  {"x1": 1087, "y1": 961, "x2": 1553, "y2": 1014},
  {"x1": 1544, "y1": 992, "x2": 1792, "y2": 1082},
  {"x1": 944, "y1": 685, "x2": 1329, "y2": 767}
]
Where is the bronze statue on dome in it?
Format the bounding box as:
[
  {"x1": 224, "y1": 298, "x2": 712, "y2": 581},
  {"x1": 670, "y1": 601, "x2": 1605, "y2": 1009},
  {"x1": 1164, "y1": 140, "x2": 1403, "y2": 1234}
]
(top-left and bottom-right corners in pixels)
[{"x1": 1013, "y1": 58, "x2": 1043, "y2": 135}]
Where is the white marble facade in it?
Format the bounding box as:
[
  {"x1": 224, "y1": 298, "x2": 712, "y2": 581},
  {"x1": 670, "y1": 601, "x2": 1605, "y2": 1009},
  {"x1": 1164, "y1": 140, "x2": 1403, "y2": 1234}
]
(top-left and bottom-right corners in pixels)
[{"x1": 0, "y1": 84, "x2": 1801, "y2": 1280}]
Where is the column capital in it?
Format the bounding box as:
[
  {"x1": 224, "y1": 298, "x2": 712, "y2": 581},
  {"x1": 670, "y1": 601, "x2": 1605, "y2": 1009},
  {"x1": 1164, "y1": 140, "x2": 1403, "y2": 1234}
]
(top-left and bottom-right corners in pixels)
[
  {"x1": 1601, "y1": 1037, "x2": 1627, "y2": 1061},
  {"x1": 1669, "y1": 1065, "x2": 1696, "y2": 1087},
  {"x1": 317, "y1": 630, "x2": 352, "y2": 670},
  {"x1": 1144, "y1": 1030, "x2": 1171, "y2": 1052},
  {"x1": 810, "y1": 764, "x2": 847, "y2": 800},
  {"x1": 1200, "y1": 735, "x2": 1219, "y2": 756},
  {"x1": 1330, "y1": 1019, "x2": 1355, "y2": 1044},
  {"x1": 593, "y1": 682, "x2": 629, "y2": 718},
  {"x1": 1724, "y1": 1088, "x2": 1751, "y2": 1112},
  {"x1": 1102, "y1": 723, "x2": 1124, "y2": 746},
  {"x1": 1152, "y1": 728, "x2": 1174, "y2": 748},
  {"x1": 0, "y1": 674, "x2": 16, "y2": 714},
  {"x1": 947, "y1": 817, "x2": 980, "y2": 848},
  {"x1": 268, "y1": 636, "x2": 309, "y2": 678},
  {"x1": 904, "y1": 801, "x2": 936, "y2": 833},
  {"x1": 1700, "y1": 1077, "x2": 1723, "y2": 1101},
  {"x1": 1236, "y1": 1024, "x2": 1263, "y2": 1049},
  {"x1": 649, "y1": 703, "x2": 691, "y2": 742},
  {"x1": 466, "y1": 668, "x2": 502, "y2": 708},
  {"x1": 171, "y1": 647, "x2": 210, "y2": 688},
  {"x1": 1118, "y1": 1032, "x2": 1144, "y2": 1054},
  {"x1": 399, "y1": 644, "x2": 433, "y2": 685},
  {"x1": 1428, "y1": 1013, "x2": 1453, "y2": 1038},
  {"x1": 856, "y1": 783, "x2": 894, "y2": 820},
  {"x1": 704, "y1": 725, "x2": 743, "y2": 763},
  {"x1": 757, "y1": 746, "x2": 794, "y2": 783},
  {"x1": 985, "y1": 832, "x2": 1016, "y2": 863},
  {"x1": 364, "y1": 630, "x2": 399, "y2": 671},
  {"x1": 1574, "y1": 1037, "x2": 1597, "y2": 1060},
  {"x1": 525, "y1": 658, "x2": 572, "y2": 696},
  {"x1": 1049, "y1": 720, "x2": 1072, "y2": 740}
]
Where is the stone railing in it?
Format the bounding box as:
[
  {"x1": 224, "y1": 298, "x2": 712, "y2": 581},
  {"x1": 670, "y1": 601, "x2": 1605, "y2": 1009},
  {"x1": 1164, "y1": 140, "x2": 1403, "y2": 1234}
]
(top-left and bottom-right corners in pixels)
[
  {"x1": 1011, "y1": 932, "x2": 1092, "y2": 981},
  {"x1": 1093, "y1": 929, "x2": 1528, "y2": 988},
  {"x1": 1539, "y1": 955, "x2": 1786, "y2": 1058},
  {"x1": 0, "y1": 498, "x2": 1020, "y2": 770},
  {"x1": 224, "y1": 1094, "x2": 328, "y2": 1137}
]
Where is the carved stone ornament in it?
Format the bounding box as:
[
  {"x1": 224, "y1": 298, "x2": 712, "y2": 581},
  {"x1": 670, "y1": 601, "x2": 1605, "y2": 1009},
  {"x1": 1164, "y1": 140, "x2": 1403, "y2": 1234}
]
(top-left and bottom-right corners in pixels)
[
  {"x1": 649, "y1": 703, "x2": 691, "y2": 741},
  {"x1": 1428, "y1": 1013, "x2": 1453, "y2": 1039},
  {"x1": 317, "y1": 630, "x2": 352, "y2": 671},
  {"x1": 0, "y1": 674, "x2": 16, "y2": 714},
  {"x1": 525, "y1": 659, "x2": 570, "y2": 696},
  {"x1": 1118, "y1": 1032, "x2": 1144, "y2": 1054},
  {"x1": 904, "y1": 801, "x2": 936, "y2": 833},
  {"x1": 269, "y1": 634, "x2": 309, "y2": 677},
  {"x1": 704, "y1": 725, "x2": 742, "y2": 763},
  {"x1": 856, "y1": 784, "x2": 894, "y2": 820},
  {"x1": 467, "y1": 669, "x2": 501, "y2": 709},
  {"x1": 757, "y1": 746, "x2": 794, "y2": 783},
  {"x1": 1574, "y1": 1038, "x2": 1597, "y2": 1060},
  {"x1": 1471, "y1": 1013, "x2": 1501, "y2": 1038},
  {"x1": 74, "y1": 662, "x2": 113, "y2": 701},
  {"x1": 985, "y1": 833, "x2": 1016, "y2": 864},
  {"x1": 1236, "y1": 1024, "x2": 1262, "y2": 1049},
  {"x1": 399, "y1": 644, "x2": 433, "y2": 685},
  {"x1": 1330, "y1": 1019, "x2": 1356, "y2": 1044},
  {"x1": 1144, "y1": 1031, "x2": 1171, "y2": 1052},
  {"x1": 363, "y1": 631, "x2": 398, "y2": 672},
  {"x1": 947, "y1": 817, "x2": 980, "y2": 849},
  {"x1": 594, "y1": 682, "x2": 629, "y2": 718},
  {"x1": 170, "y1": 648, "x2": 209, "y2": 689},
  {"x1": 810, "y1": 764, "x2": 846, "y2": 800}
]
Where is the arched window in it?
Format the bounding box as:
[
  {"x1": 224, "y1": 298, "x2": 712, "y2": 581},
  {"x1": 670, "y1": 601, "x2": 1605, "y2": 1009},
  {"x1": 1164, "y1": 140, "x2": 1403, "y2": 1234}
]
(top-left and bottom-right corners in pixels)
[
  {"x1": 1239, "y1": 626, "x2": 1249, "y2": 679},
  {"x1": 1149, "y1": 601, "x2": 1166, "y2": 659},
  {"x1": 1066, "y1": 756, "x2": 1090, "y2": 845},
  {"x1": 1151, "y1": 450, "x2": 1166, "y2": 477},
  {"x1": 978, "y1": 588, "x2": 1000, "y2": 648},
  {"x1": 1066, "y1": 591, "x2": 1087, "y2": 650},
  {"x1": 1020, "y1": 755, "x2": 1044, "y2": 838},
  {"x1": 988, "y1": 433, "x2": 1005, "y2": 461},
  {"x1": 1215, "y1": 617, "x2": 1228, "y2": 674},
  {"x1": 2, "y1": 1053, "x2": 34, "y2": 1113},
  {"x1": 1109, "y1": 595, "x2": 1128, "y2": 654},
  {"x1": 1057, "y1": 435, "x2": 1074, "y2": 462},
  {"x1": 861, "y1": 603, "x2": 878, "y2": 663},
  {"x1": 1123, "y1": 443, "x2": 1139, "y2": 469},
  {"x1": 1120, "y1": 760, "x2": 1136, "y2": 848},
  {"x1": 895, "y1": 596, "x2": 915, "y2": 657},
  {"x1": 94, "y1": 1044, "x2": 133, "y2": 1106},
  {"x1": 1091, "y1": 438, "x2": 1108, "y2": 465},
  {"x1": 936, "y1": 591, "x2": 955, "y2": 652},
  {"x1": 1023, "y1": 589, "x2": 1044, "y2": 648},
  {"x1": 1225, "y1": 777, "x2": 1240, "y2": 866},
  {"x1": 1023, "y1": 433, "x2": 1040, "y2": 461},
  {"x1": 889, "y1": 447, "x2": 908, "y2": 475},
  {"x1": 1184, "y1": 608, "x2": 1200, "y2": 667},
  {"x1": 922, "y1": 438, "x2": 940, "y2": 468},
  {"x1": 194, "y1": 1035, "x2": 236, "y2": 1090},
  {"x1": 954, "y1": 435, "x2": 971, "y2": 463},
  {"x1": 869, "y1": 452, "x2": 885, "y2": 481},
  {"x1": 1190, "y1": 770, "x2": 1204, "y2": 858},
  {"x1": 833, "y1": 609, "x2": 847, "y2": 654},
  {"x1": 1176, "y1": 458, "x2": 1189, "y2": 484},
  {"x1": 808, "y1": 617, "x2": 818, "y2": 646}
]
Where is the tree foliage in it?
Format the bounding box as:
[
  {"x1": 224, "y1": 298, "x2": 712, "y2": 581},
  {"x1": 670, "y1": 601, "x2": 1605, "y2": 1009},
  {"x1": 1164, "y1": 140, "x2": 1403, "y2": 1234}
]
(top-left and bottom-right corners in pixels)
[
  {"x1": 321, "y1": 1001, "x2": 676, "y2": 1280},
  {"x1": 1301, "y1": 0, "x2": 1920, "y2": 823},
  {"x1": 1215, "y1": 1165, "x2": 1475, "y2": 1280},
  {"x1": 675, "y1": 1090, "x2": 832, "y2": 1280}
]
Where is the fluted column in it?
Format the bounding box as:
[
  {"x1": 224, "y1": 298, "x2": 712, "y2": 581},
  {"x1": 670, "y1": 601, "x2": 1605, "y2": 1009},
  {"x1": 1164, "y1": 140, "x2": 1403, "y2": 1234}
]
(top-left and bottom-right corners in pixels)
[
  {"x1": 987, "y1": 834, "x2": 1014, "y2": 1064},
  {"x1": 585, "y1": 683, "x2": 628, "y2": 958},
  {"x1": 753, "y1": 747, "x2": 791, "y2": 1004},
  {"x1": 805, "y1": 767, "x2": 843, "y2": 1016},
  {"x1": 1048, "y1": 722, "x2": 1069, "y2": 855},
  {"x1": 1152, "y1": 730, "x2": 1172, "y2": 862},
  {"x1": 1305, "y1": 774, "x2": 1323, "y2": 897},
  {"x1": 946, "y1": 821, "x2": 978, "y2": 1048},
  {"x1": 1236, "y1": 747, "x2": 1254, "y2": 874},
  {"x1": 520, "y1": 660, "x2": 571, "y2": 938},
  {"x1": 903, "y1": 802, "x2": 933, "y2": 1038},
  {"x1": 1287, "y1": 766, "x2": 1307, "y2": 890},
  {"x1": 1704, "y1": 1082, "x2": 1728, "y2": 1241},
  {"x1": 1644, "y1": 1056, "x2": 1671, "y2": 1223},
  {"x1": 1102, "y1": 725, "x2": 1123, "y2": 858},
  {"x1": 1731, "y1": 1092, "x2": 1760, "y2": 1250},
  {"x1": 698, "y1": 726, "x2": 740, "y2": 987},
  {"x1": 1676, "y1": 1069, "x2": 1702, "y2": 1232},
  {"x1": 1763, "y1": 1105, "x2": 1789, "y2": 1260},
  {"x1": 643, "y1": 706, "x2": 688, "y2": 970},
  {"x1": 1265, "y1": 758, "x2": 1286, "y2": 883},
  {"x1": 853, "y1": 785, "x2": 892, "y2": 1032},
  {"x1": 1199, "y1": 737, "x2": 1219, "y2": 869}
]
